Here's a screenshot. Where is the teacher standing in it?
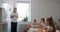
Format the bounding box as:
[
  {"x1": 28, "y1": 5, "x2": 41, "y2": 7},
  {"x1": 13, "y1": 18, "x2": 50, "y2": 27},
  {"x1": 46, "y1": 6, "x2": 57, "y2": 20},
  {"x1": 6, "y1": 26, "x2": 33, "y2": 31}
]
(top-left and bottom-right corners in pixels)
[{"x1": 10, "y1": 7, "x2": 18, "y2": 32}]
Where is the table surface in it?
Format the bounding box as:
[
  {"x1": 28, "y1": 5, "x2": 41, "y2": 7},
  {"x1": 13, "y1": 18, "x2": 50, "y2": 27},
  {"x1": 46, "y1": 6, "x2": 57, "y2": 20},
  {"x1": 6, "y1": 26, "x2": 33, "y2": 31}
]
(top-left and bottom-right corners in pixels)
[
  {"x1": 27, "y1": 27, "x2": 48, "y2": 32},
  {"x1": 37, "y1": 28, "x2": 48, "y2": 32}
]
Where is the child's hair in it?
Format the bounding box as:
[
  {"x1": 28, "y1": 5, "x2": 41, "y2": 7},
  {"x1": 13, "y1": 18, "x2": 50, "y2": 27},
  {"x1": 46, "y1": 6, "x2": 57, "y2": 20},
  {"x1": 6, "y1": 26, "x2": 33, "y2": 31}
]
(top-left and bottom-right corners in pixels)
[
  {"x1": 41, "y1": 18, "x2": 45, "y2": 21},
  {"x1": 58, "y1": 19, "x2": 60, "y2": 21},
  {"x1": 34, "y1": 19, "x2": 36, "y2": 22},
  {"x1": 46, "y1": 16, "x2": 56, "y2": 32}
]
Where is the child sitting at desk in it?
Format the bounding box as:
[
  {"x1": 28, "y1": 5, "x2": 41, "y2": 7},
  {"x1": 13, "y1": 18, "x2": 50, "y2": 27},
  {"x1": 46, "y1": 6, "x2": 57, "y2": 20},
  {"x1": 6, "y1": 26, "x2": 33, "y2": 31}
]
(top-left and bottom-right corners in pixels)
[{"x1": 39, "y1": 18, "x2": 46, "y2": 27}]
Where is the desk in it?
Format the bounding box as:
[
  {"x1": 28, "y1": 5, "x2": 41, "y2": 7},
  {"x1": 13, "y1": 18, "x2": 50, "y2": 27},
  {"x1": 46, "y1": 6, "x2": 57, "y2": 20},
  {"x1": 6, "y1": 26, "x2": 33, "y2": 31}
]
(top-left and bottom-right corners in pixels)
[
  {"x1": 27, "y1": 28, "x2": 37, "y2": 32},
  {"x1": 27, "y1": 27, "x2": 48, "y2": 32},
  {"x1": 37, "y1": 28, "x2": 48, "y2": 32}
]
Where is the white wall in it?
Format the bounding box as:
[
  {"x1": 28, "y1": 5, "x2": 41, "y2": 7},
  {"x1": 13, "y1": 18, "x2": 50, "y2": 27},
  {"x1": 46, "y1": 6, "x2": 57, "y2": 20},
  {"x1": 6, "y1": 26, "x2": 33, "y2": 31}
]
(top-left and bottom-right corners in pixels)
[
  {"x1": 2, "y1": 0, "x2": 14, "y2": 22},
  {"x1": 31, "y1": 0, "x2": 60, "y2": 22},
  {"x1": 0, "y1": 0, "x2": 2, "y2": 7}
]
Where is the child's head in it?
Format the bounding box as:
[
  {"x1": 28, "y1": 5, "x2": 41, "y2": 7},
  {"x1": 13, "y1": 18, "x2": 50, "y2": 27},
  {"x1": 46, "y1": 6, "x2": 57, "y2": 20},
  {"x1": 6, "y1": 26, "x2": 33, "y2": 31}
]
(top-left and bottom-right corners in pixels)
[
  {"x1": 58, "y1": 19, "x2": 60, "y2": 25},
  {"x1": 34, "y1": 19, "x2": 36, "y2": 23},
  {"x1": 58, "y1": 19, "x2": 60, "y2": 22},
  {"x1": 46, "y1": 18, "x2": 50, "y2": 25},
  {"x1": 40, "y1": 18, "x2": 45, "y2": 23},
  {"x1": 46, "y1": 17, "x2": 54, "y2": 27},
  {"x1": 13, "y1": 7, "x2": 17, "y2": 13}
]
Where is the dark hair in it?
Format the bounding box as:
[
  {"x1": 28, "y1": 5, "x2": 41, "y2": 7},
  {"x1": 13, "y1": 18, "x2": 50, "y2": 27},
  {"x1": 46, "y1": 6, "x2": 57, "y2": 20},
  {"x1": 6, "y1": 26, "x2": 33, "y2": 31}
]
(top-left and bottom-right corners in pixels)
[
  {"x1": 46, "y1": 17, "x2": 55, "y2": 32},
  {"x1": 41, "y1": 18, "x2": 45, "y2": 21},
  {"x1": 58, "y1": 19, "x2": 60, "y2": 21},
  {"x1": 13, "y1": 7, "x2": 17, "y2": 11},
  {"x1": 14, "y1": 7, "x2": 17, "y2": 10},
  {"x1": 34, "y1": 19, "x2": 36, "y2": 22}
]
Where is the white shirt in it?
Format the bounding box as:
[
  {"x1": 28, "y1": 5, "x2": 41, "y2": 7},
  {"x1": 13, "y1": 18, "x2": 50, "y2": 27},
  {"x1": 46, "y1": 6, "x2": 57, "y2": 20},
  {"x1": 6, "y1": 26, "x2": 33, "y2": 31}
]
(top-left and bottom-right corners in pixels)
[
  {"x1": 47, "y1": 25, "x2": 53, "y2": 32},
  {"x1": 11, "y1": 13, "x2": 18, "y2": 22}
]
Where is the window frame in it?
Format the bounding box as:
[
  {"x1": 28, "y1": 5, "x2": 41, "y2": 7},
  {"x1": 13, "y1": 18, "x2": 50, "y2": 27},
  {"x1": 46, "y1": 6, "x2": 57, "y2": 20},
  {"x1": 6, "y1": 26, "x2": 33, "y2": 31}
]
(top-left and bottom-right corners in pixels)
[{"x1": 17, "y1": 0, "x2": 31, "y2": 22}]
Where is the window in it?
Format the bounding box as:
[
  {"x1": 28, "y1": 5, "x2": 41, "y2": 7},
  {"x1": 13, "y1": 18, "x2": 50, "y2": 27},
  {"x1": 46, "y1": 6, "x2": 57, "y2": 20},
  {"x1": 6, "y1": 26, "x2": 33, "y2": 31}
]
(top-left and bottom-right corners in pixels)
[
  {"x1": 17, "y1": 2, "x2": 31, "y2": 22},
  {"x1": 2, "y1": 0, "x2": 31, "y2": 22}
]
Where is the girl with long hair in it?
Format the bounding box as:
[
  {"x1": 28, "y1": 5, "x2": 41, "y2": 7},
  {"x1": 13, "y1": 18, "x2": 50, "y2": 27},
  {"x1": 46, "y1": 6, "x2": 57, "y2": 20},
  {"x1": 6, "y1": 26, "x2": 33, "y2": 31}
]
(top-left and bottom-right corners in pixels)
[{"x1": 46, "y1": 17, "x2": 55, "y2": 32}]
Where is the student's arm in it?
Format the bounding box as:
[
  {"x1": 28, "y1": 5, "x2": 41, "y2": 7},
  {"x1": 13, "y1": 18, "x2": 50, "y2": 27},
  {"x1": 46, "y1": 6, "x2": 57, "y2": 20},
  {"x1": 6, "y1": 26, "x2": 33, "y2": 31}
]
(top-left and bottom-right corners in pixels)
[
  {"x1": 16, "y1": 13, "x2": 18, "y2": 18},
  {"x1": 10, "y1": 14, "x2": 14, "y2": 18},
  {"x1": 16, "y1": 14, "x2": 18, "y2": 18}
]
